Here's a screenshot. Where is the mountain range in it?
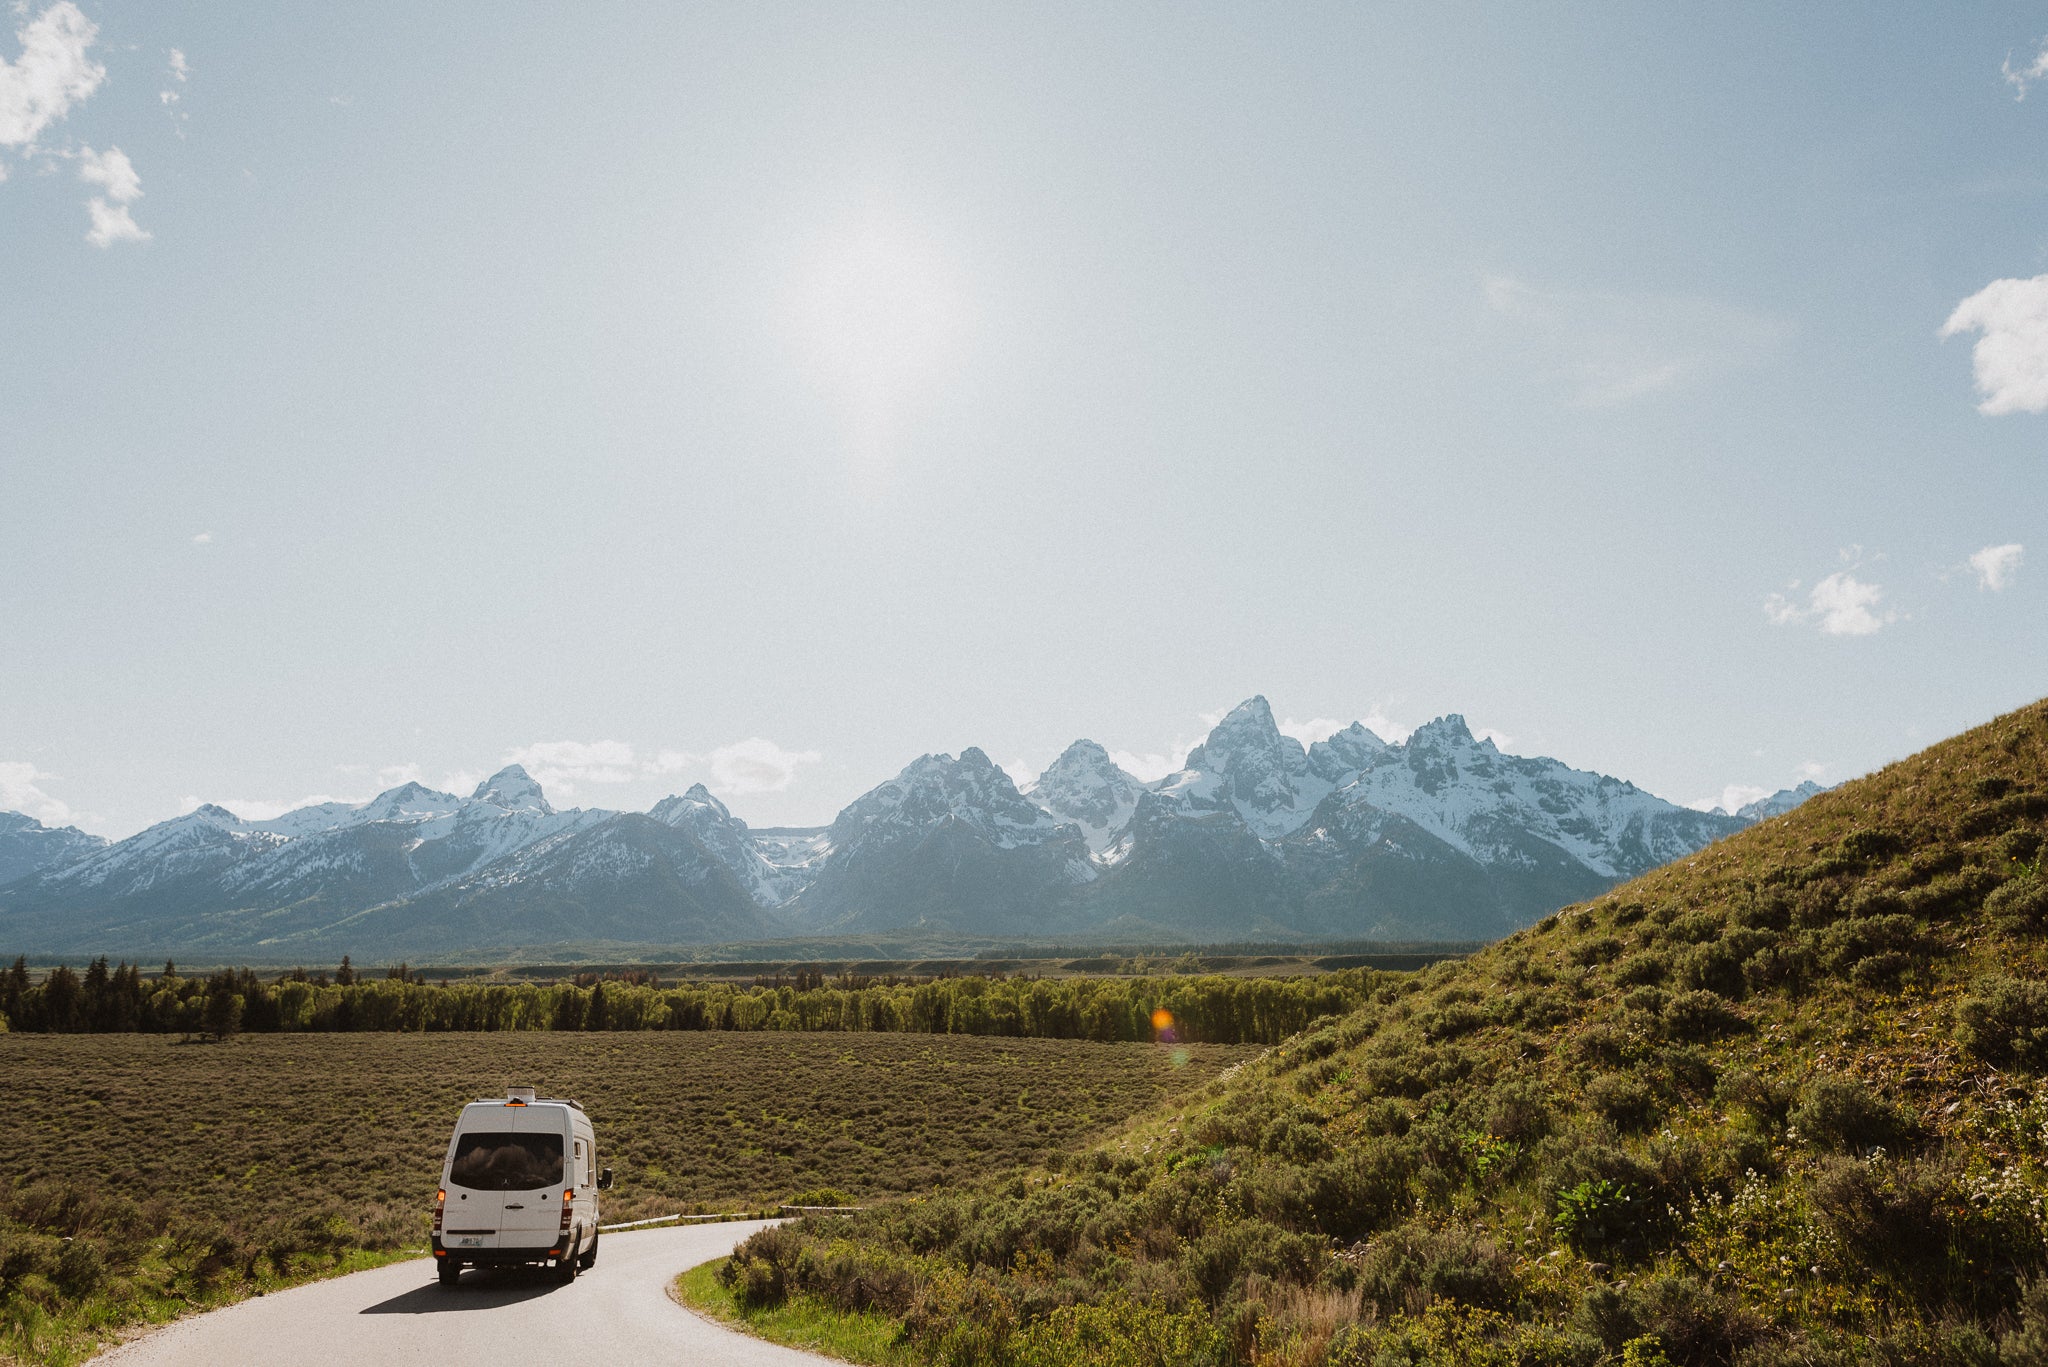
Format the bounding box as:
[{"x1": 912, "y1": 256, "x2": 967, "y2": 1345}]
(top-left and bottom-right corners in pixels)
[{"x1": 0, "y1": 698, "x2": 1820, "y2": 958}]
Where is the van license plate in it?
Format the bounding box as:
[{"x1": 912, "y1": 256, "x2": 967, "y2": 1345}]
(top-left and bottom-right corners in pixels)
[{"x1": 456, "y1": 1237, "x2": 483, "y2": 1248}]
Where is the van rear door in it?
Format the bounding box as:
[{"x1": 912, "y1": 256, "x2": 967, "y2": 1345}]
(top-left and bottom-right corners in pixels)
[
  {"x1": 444, "y1": 1116, "x2": 565, "y2": 1250},
  {"x1": 500, "y1": 1109, "x2": 569, "y2": 1247}
]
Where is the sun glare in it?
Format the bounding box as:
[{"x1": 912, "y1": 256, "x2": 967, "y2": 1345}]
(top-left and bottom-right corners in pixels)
[{"x1": 787, "y1": 216, "x2": 968, "y2": 450}]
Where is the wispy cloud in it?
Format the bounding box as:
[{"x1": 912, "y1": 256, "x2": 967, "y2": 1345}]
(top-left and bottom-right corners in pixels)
[
  {"x1": 78, "y1": 143, "x2": 146, "y2": 246},
  {"x1": 1276, "y1": 716, "x2": 1346, "y2": 748},
  {"x1": 186, "y1": 793, "x2": 367, "y2": 822},
  {"x1": 1690, "y1": 783, "x2": 1772, "y2": 815},
  {"x1": 508, "y1": 736, "x2": 824, "y2": 798},
  {"x1": 0, "y1": 758, "x2": 85, "y2": 827},
  {"x1": 1765, "y1": 551, "x2": 1898, "y2": 637},
  {"x1": 159, "y1": 46, "x2": 188, "y2": 131},
  {"x1": 0, "y1": 2, "x2": 102, "y2": 150},
  {"x1": 1107, "y1": 748, "x2": 1187, "y2": 784},
  {"x1": 2005, "y1": 39, "x2": 2048, "y2": 99},
  {"x1": 1970, "y1": 542, "x2": 2025, "y2": 591},
  {"x1": 191, "y1": 530, "x2": 211, "y2": 545},
  {"x1": 1483, "y1": 274, "x2": 1787, "y2": 409},
  {"x1": 706, "y1": 738, "x2": 822, "y2": 794},
  {"x1": 1941, "y1": 274, "x2": 2048, "y2": 414},
  {"x1": 501, "y1": 740, "x2": 639, "y2": 795}
]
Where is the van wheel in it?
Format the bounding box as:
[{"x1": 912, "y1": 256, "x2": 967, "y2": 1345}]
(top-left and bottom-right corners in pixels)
[
  {"x1": 578, "y1": 1230, "x2": 598, "y2": 1270},
  {"x1": 437, "y1": 1259, "x2": 460, "y2": 1289},
  {"x1": 555, "y1": 1236, "x2": 579, "y2": 1284}
]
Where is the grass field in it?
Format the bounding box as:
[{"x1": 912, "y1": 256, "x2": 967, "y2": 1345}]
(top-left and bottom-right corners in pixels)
[
  {"x1": 0, "y1": 1031, "x2": 1255, "y2": 1365},
  {"x1": 725, "y1": 698, "x2": 2048, "y2": 1365}
]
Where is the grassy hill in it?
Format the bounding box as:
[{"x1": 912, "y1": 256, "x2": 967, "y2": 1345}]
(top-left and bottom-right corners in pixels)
[{"x1": 719, "y1": 698, "x2": 2048, "y2": 1365}]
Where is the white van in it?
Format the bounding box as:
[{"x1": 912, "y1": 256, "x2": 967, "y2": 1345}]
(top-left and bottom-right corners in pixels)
[{"x1": 431, "y1": 1087, "x2": 612, "y2": 1288}]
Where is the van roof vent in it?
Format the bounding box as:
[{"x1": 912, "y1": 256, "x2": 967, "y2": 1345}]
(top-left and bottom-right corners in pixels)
[{"x1": 506, "y1": 1086, "x2": 537, "y2": 1103}]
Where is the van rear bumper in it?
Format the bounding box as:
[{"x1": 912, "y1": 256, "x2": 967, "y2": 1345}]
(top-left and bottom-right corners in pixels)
[{"x1": 431, "y1": 1236, "x2": 565, "y2": 1266}]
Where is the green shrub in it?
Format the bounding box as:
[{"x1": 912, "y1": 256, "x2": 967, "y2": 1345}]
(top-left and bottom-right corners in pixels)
[
  {"x1": 1615, "y1": 952, "x2": 1672, "y2": 986},
  {"x1": 1552, "y1": 1177, "x2": 1639, "y2": 1256},
  {"x1": 1588, "y1": 1074, "x2": 1660, "y2": 1133},
  {"x1": 1988, "y1": 876, "x2": 2048, "y2": 933},
  {"x1": 1352, "y1": 1219, "x2": 1514, "y2": 1316},
  {"x1": 1956, "y1": 977, "x2": 2048, "y2": 1071},
  {"x1": 1817, "y1": 914, "x2": 1920, "y2": 975},
  {"x1": 1662, "y1": 990, "x2": 1746, "y2": 1042},
  {"x1": 1789, "y1": 1075, "x2": 1915, "y2": 1153}
]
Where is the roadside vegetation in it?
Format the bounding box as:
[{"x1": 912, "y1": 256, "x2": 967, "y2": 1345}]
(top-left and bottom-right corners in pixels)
[
  {"x1": 0, "y1": 960, "x2": 1369, "y2": 1047},
  {"x1": 0, "y1": 1031, "x2": 1253, "y2": 1366},
  {"x1": 715, "y1": 698, "x2": 2048, "y2": 1364}
]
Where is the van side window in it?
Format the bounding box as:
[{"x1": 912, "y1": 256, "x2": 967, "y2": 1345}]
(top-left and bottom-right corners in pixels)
[{"x1": 574, "y1": 1140, "x2": 585, "y2": 1187}]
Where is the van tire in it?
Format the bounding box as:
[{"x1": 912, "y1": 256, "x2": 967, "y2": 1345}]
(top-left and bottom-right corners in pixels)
[
  {"x1": 578, "y1": 1230, "x2": 598, "y2": 1270},
  {"x1": 437, "y1": 1259, "x2": 460, "y2": 1289},
  {"x1": 555, "y1": 1236, "x2": 580, "y2": 1284}
]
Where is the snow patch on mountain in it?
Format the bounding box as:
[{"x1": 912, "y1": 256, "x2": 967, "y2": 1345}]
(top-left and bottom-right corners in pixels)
[
  {"x1": 1735, "y1": 781, "x2": 1827, "y2": 822},
  {"x1": 1025, "y1": 740, "x2": 1145, "y2": 853},
  {"x1": 1154, "y1": 697, "x2": 1336, "y2": 838}
]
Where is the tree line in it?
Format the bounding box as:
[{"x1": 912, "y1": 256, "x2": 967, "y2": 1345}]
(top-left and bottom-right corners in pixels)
[{"x1": 0, "y1": 956, "x2": 1376, "y2": 1046}]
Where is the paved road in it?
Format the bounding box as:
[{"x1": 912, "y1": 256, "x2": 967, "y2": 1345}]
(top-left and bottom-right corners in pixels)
[{"x1": 94, "y1": 1220, "x2": 833, "y2": 1366}]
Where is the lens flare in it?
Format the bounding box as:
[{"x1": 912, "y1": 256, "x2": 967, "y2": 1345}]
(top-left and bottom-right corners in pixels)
[{"x1": 1151, "y1": 1008, "x2": 1173, "y2": 1032}]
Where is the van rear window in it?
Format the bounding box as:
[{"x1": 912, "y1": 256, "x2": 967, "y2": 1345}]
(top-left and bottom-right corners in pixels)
[{"x1": 449, "y1": 1132, "x2": 564, "y2": 1191}]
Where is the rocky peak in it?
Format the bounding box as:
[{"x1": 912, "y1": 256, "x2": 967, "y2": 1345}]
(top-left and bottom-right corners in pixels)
[
  {"x1": 1027, "y1": 740, "x2": 1144, "y2": 853},
  {"x1": 1307, "y1": 722, "x2": 1391, "y2": 783},
  {"x1": 651, "y1": 783, "x2": 736, "y2": 828},
  {"x1": 1735, "y1": 781, "x2": 1827, "y2": 822},
  {"x1": 472, "y1": 764, "x2": 553, "y2": 815},
  {"x1": 1407, "y1": 714, "x2": 1477, "y2": 750},
  {"x1": 1158, "y1": 698, "x2": 1329, "y2": 839},
  {"x1": 1184, "y1": 697, "x2": 1308, "y2": 778},
  {"x1": 830, "y1": 748, "x2": 1060, "y2": 849}
]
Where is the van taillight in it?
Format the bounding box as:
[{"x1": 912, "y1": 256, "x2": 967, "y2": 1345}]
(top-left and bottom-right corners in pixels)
[
  {"x1": 560, "y1": 1188, "x2": 574, "y2": 1230},
  {"x1": 433, "y1": 1188, "x2": 446, "y2": 1232}
]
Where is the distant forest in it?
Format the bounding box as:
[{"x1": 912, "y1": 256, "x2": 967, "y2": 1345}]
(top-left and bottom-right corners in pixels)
[{"x1": 0, "y1": 956, "x2": 1375, "y2": 1046}]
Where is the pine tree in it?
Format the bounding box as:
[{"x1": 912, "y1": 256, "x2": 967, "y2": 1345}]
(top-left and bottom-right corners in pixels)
[{"x1": 336, "y1": 955, "x2": 356, "y2": 987}]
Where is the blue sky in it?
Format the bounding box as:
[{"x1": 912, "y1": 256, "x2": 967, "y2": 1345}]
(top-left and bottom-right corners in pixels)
[{"x1": 1, "y1": 3, "x2": 2043, "y2": 837}]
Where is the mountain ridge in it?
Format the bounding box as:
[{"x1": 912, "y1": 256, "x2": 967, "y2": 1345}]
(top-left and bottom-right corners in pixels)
[{"x1": 0, "y1": 702, "x2": 1822, "y2": 956}]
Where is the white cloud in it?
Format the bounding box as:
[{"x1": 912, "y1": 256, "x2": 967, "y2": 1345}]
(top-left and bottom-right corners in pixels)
[
  {"x1": 189, "y1": 793, "x2": 367, "y2": 822},
  {"x1": 1942, "y1": 275, "x2": 2048, "y2": 414},
  {"x1": 1356, "y1": 708, "x2": 1413, "y2": 745},
  {"x1": 1108, "y1": 749, "x2": 1183, "y2": 784},
  {"x1": 1690, "y1": 783, "x2": 1772, "y2": 816},
  {"x1": 160, "y1": 47, "x2": 188, "y2": 130},
  {"x1": 643, "y1": 750, "x2": 695, "y2": 776},
  {"x1": 501, "y1": 740, "x2": 639, "y2": 795},
  {"x1": 1766, "y1": 554, "x2": 1897, "y2": 637},
  {"x1": 79, "y1": 144, "x2": 147, "y2": 246},
  {"x1": 1808, "y1": 572, "x2": 1892, "y2": 636},
  {"x1": 1798, "y1": 760, "x2": 1830, "y2": 781},
  {"x1": 1473, "y1": 727, "x2": 1515, "y2": 750},
  {"x1": 0, "y1": 758, "x2": 81, "y2": 826},
  {"x1": 0, "y1": 2, "x2": 101, "y2": 148},
  {"x1": 1970, "y1": 542, "x2": 2025, "y2": 591},
  {"x1": 2006, "y1": 40, "x2": 2048, "y2": 99},
  {"x1": 707, "y1": 738, "x2": 822, "y2": 795},
  {"x1": 1001, "y1": 757, "x2": 1041, "y2": 789},
  {"x1": 191, "y1": 530, "x2": 211, "y2": 545},
  {"x1": 1483, "y1": 274, "x2": 1786, "y2": 409},
  {"x1": 1276, "y1": 716, "x2": 1346, "y2": 748}
]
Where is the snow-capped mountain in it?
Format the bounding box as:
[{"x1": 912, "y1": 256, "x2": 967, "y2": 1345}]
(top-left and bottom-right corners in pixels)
[
  {"x1": 0, "y1": 812, "x2": 108, "y2": 888},
  {"x1": 1734, "y1": 781, "x2": 1828, "y2": 822},
  {"x1": 0, "y1": 766, "x2": 610, "y2": 952},
  {"x1": 790, "y1": 748, "x2": 1095, "y2": 933},
  {"x1": 1152, "y1": 698, "x2": 1334, "y2": 838},
  {"x1": 1023, "y1": 741, "x2": 1145, "y2": 854},
  {"x1": 0, "y1": 705, "x2": 1825, "y2": 956},
  {"x1": 649, "y1": 784, "x2": 814, "y2": 908}
]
